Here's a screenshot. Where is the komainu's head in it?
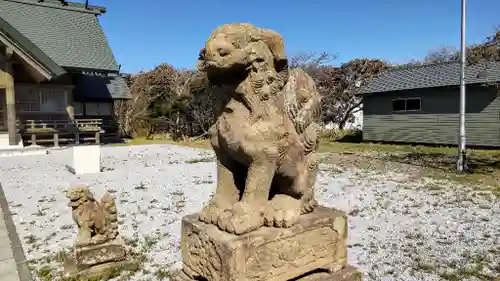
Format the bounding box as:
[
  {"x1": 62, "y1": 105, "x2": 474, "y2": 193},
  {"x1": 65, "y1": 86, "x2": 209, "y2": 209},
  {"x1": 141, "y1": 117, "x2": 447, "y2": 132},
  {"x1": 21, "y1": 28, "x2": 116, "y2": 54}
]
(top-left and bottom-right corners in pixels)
[
  {"x1": 197, "y1": 23, "x2": 288, "y2": 84},
  {"x1": 65, "y1": 186, "x2": 95, "y2": 208}
]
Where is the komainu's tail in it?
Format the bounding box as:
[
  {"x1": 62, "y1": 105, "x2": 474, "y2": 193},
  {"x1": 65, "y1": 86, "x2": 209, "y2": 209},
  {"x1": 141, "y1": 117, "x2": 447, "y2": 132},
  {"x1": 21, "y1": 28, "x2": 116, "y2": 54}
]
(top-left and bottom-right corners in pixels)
[{"x1": 283, "y1": 68, "x2": 322, "y2": 154}]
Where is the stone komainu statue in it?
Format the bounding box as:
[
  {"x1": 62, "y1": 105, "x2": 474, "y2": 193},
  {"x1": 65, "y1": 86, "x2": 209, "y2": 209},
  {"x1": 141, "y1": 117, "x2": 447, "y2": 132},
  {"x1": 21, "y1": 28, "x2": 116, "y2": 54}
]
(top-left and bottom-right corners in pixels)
[
  {"x1": 184, "y1": 23, "x2": 322, "y2": 235},
  {"x1": 65, "y1": 187, "x2": 119, "y2": 246}
]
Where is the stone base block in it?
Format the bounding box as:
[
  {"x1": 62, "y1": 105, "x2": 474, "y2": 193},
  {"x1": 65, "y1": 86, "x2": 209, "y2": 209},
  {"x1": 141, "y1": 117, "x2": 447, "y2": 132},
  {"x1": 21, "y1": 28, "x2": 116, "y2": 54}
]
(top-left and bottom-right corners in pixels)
[
  {"x1": 75, "y1": 236, "x2": 127, "y2": 268},
  {"x1": 172, "y1": 266, "x2": 362, "y2": 281},
  {"x1": 63, "y1": 259, "x2": 137, "y2": 280},
  {"x1": 63, "y1": 236, "x2": 133, "y2": 279},
  {"x1": 178, "y1": 206, "x2": 359, "y2": 281},
  {"x1": 292, "y1": 266, "x2": 362, "y2": 281}
]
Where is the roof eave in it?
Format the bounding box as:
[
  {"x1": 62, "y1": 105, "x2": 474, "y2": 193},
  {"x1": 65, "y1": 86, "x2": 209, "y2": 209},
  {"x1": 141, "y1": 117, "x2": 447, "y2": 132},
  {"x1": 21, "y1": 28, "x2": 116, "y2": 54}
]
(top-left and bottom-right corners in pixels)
[
  {"x1": 64, "y1": 66, "x2": 120, "y2": 74},
  {"x1": 0, "y1": 17, "x2": 66, "y2": 80},
  {"x1": 355, "y1": 88, "x2": 381, "y2": 96},
  {"x1": 356, "y1": 60, "x2": 500, "y2": 95},
  {"x1": 357, "y1": 80, "x2": 500, "y2": 96},
  {"x1": 5, "y1": 0, "x2": 106, "y2": 15}
]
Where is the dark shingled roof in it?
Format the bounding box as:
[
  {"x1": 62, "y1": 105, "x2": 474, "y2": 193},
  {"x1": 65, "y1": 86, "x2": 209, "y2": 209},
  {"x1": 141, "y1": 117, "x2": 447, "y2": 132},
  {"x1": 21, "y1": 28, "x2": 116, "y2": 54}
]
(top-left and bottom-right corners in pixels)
[
  {"x1": 358, "y1": 60, "x2": 500, "y2": 95},
  {"x1": 0, "y1": 0, "x2": 119, "y2": 71},
  {"x1": 73, "y1": 74, "x2": 131, "y2": 101},
  {"x1": 0, "y1": 16, "x2": 66, "y2": 77}
]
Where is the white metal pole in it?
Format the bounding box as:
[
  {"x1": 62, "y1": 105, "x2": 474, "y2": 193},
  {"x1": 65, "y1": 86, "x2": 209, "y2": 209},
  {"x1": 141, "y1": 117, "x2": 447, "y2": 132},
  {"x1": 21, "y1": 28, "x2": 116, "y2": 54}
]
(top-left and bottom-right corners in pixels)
[{"x1": 457, "y1": 0, "x2": 467, "y2": 172}]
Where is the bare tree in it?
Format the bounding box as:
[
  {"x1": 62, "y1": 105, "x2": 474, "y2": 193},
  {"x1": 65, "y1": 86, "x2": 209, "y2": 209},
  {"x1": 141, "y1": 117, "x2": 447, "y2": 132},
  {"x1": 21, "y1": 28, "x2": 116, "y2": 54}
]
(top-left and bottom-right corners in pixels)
[
  {"x1": 424, "y1": 46, "x2": 460, "y2": 64},
  {"x1": 290, "y1": 53, "x2": 389, "y2": 129},
  {"x1": 468, "y1": 27, "x2": 500, "y2": 64},
  {"x1": 185, "y1": 83, "x2": 216, "y2": 136},
  {"x1": 331, "y1": 59, "x2": 389, "y2": 129},
  {"x1": 114, "y1": 64, "x2": 194, "y2": 138},
  {"x1": 397, "y1": 26, "x2": 500, "y2": 67},
  {"x1": 289, "y1": 52, "x2": 338, "y2": 69}
]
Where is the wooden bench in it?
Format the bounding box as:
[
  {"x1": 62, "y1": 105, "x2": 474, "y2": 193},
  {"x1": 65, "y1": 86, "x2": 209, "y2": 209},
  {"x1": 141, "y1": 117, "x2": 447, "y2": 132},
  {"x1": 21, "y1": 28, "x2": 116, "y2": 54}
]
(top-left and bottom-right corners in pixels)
[
  {"x1": 23, "y1": 120, "x2": 68, "y2": 147},
  {"x1": 74, "y1": 119, "x2": 103, "y2": 144},
  {"x1": 21, "y1": 119, "x2": 104, "y2": 147}
]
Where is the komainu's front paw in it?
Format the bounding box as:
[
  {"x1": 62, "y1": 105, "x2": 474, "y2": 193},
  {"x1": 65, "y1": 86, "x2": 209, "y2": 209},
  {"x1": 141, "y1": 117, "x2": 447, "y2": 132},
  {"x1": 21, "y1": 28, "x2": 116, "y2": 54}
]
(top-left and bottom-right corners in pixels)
[
  {"x1": 301, "y1": 197, "x2": 317, "y2": 214},
  {"x1": 217, "y1": 202, "x2": 264, "y2": 235},
  {"x1": 75, "y1": 231, "x2": 92, "y2": 246},
  {"x1": 264, "y1": 195, "x2": 301, "y2": 228},
  {"x1": 199, "y1": 199, "x2": 231, "y2": 225}
]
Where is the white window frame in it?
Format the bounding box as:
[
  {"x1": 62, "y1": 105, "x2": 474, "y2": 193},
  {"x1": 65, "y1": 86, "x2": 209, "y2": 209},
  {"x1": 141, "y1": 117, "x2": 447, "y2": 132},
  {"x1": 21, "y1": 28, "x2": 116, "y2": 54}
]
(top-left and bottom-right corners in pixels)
[
  {"x1": 14, "y1": 84, "x2": 72, "y2": 113},
  {"x1": 84, "y1": 102, "x2": 113, "y2": 116},
  {"x1": 39, "y1": 89, "x2": 68, "y2": 113},
  {"x1": 73, "y1": 102, "x2": 84, "y2": 116},
  {"x1": 392, "y1": 97, "x2": 421, "y2": 112}
]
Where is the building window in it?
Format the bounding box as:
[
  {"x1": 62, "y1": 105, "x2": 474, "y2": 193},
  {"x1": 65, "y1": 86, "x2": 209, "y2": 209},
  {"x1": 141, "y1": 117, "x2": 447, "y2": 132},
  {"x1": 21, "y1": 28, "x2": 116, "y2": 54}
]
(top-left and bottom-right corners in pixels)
[
  {"x1": 15, "y1": 86, "x2": 68, "y2": 113},
  {"x1": 16, "y1": 86, "x2": 39, "y2": 112},
  {"x1": 392, "y1": 99, "x2": 406, "y2": 111},
  {"x1": 84, "y1": 102, "x2": 113, "y2": 116},
  {"x1": 392, "y1": 97, "x2": 421, "y2": 112},
  {"x1": 73, "y1": 102, "x2": 83, "y2": 116},
  {"x1": 39, "y1": 89, "x2": 67, "y2": 113}
]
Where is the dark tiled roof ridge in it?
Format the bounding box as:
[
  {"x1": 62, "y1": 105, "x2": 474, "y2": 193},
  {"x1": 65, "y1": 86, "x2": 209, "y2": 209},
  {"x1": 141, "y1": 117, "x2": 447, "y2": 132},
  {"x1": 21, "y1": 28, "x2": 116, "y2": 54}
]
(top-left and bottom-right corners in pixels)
[
  {"x1": 4, "y1": 0, "x2": 106, "y2": 15},
  {"x1": 389, "y1": 60, "x2": 460, "y2": 72},
  {"x1": 389, "y1": 59, "x2": 500, "y2": 73},
  {"x1": 358, "y1": 59, "x2": 500, "y2": 94},
  {"x1": 0, "y1": 16, "x2": 67, "y2": 77},
  {"x1": 0, "y1": 0, "x2": 119, "y2": 70}
]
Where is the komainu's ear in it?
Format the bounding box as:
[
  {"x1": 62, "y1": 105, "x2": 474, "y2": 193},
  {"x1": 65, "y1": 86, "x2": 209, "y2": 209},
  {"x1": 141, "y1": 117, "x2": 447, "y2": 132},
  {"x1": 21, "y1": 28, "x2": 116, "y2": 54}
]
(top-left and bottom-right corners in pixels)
[
  {"x1": 256, "y1": 28, "x2": 287, "y2": 70},
  {"x1": 82, "y1": 188, "x2": 95, "y2": 201}
]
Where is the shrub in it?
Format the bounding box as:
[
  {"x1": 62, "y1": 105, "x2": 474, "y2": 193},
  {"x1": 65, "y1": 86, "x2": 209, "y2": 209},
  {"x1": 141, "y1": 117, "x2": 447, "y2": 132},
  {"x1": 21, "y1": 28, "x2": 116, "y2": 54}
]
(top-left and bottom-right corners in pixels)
[{"x1": 321, "y1": 128, "x2": 362, "y2": 142}]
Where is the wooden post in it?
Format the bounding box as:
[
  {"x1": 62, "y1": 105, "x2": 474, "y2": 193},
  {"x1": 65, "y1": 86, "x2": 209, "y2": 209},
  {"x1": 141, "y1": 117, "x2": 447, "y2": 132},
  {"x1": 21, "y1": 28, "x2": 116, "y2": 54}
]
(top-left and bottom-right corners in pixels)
[
  {"x1": 53, "y1": 131, "x2": 59, "y2": 147},
  {"x1": 66, "y1": 88, "x2": 75, "y2": 121},
  {"x1": 1, "y1": 47, "x2": 17, "y2": 145},
  {"x1": 67, "y1": 105, "x2": 74, "y2": 121}
]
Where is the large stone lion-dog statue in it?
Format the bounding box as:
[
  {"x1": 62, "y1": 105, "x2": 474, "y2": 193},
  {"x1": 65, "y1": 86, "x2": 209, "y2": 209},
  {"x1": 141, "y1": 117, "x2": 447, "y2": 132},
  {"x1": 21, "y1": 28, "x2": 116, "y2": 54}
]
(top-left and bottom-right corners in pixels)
[{"x1": 184, "y1": 23, "x2": 322, "y2": 235}]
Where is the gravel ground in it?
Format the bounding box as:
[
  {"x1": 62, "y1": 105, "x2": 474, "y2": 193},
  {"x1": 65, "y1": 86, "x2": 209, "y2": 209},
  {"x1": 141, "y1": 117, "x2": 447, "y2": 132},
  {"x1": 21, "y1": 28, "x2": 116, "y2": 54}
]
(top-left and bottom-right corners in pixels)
[{"x1": 0, "y1": 144, "x2": 498, "y2": 281}]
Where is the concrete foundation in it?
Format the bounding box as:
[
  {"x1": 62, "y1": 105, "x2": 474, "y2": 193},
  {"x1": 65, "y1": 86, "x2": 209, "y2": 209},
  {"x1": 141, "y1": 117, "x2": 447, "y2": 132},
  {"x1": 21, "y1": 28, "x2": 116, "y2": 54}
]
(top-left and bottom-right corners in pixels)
[
  {"x1": 0, "y1": 133, "x2": 23, "y2": 150},
  {"x1": 70, "y1": 145, "x2": 101, "y2": 175}
]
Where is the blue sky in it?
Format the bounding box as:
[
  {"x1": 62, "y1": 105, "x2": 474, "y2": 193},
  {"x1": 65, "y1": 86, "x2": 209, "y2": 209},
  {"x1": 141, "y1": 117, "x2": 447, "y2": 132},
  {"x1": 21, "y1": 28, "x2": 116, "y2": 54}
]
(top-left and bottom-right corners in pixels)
[{"x1": 77, "y1": 0, "x2": 498, "y2": 74}]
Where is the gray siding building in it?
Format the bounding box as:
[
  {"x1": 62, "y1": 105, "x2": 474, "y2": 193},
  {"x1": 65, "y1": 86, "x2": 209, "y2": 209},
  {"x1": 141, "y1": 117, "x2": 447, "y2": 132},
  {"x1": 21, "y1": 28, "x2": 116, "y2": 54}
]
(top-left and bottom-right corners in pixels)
[{"x1": 357, "y1": 61, "x2": 500, "y2": 147}]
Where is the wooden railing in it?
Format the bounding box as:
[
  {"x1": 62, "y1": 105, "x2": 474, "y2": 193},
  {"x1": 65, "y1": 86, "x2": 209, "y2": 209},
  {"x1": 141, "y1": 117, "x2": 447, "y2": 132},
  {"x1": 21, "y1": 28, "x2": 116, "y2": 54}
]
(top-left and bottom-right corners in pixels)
[
  {"x1": 21, "y1": 119, "x2": 103, "y2": 146},
  {"x1": 24, "y1": 120, "x2": 70, "y2": 131},
  {"x1": 0, "y1": 119, "x2": 22, "y2": 133},
  {"x1": 74, "y1": 119, "x2": 102, "y2": 132}
]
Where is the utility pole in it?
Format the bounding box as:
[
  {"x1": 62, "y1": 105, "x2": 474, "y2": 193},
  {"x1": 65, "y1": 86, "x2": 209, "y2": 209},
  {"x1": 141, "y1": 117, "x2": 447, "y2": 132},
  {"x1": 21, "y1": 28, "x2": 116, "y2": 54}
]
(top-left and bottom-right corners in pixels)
[{"x1": 457, "y1": 0, "x2": 468, "y2": 173}]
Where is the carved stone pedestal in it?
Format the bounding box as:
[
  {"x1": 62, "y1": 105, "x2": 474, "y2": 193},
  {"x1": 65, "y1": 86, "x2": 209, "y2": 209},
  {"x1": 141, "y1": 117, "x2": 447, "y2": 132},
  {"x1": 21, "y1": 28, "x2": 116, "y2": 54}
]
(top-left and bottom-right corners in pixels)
[
  {"x1": 63, "y1": 236, "x2": 136, "y2": 280},
  {"x1": 172, "y1": 206, "x2": 361, "y2": 281}
]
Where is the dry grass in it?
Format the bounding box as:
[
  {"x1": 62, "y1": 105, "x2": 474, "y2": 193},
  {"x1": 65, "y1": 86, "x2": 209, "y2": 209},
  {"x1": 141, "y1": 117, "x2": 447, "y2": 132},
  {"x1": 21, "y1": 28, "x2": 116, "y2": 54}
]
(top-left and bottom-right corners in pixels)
[
  {"x1": 113, "y1": 135, "x2": 210, "y2": 149},
  {"x1": 320, "y1": 141, "x2": 500, "y2": 188},
  {"x1": 319, "y1": 140, "x2": 500, "y2": 157},
  {"x1": 116, "y1": 136, "x2": 500, "y2": 187}
]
